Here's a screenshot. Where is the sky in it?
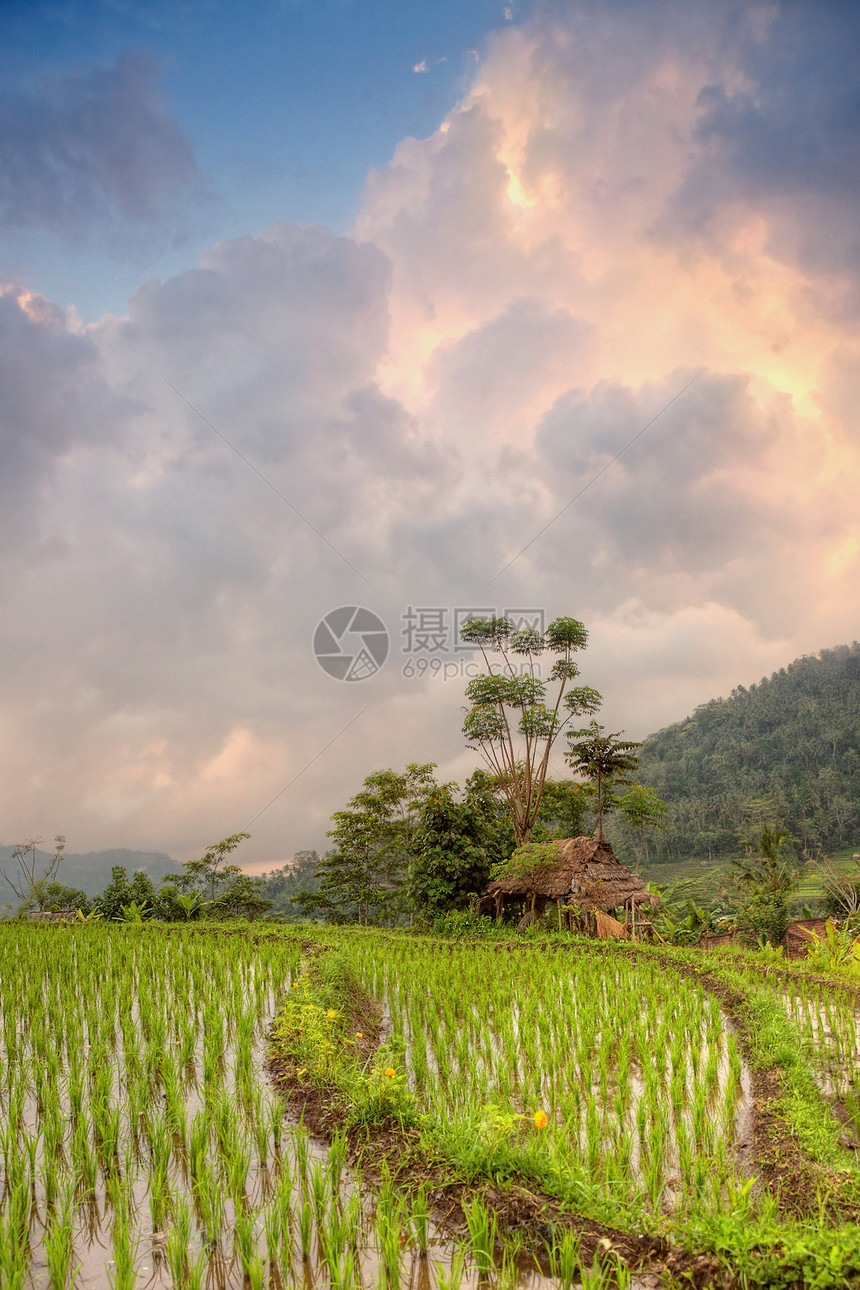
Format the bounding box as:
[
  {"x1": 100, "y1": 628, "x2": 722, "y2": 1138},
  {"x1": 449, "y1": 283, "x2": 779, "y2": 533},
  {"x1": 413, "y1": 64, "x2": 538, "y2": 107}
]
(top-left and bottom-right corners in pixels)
[{"x1": 1, "y1": 0, "x2": 859, "y2": 871}]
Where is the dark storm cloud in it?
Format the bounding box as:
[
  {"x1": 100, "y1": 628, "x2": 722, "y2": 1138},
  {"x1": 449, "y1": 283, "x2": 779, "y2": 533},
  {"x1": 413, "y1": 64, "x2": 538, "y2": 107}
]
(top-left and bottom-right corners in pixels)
[
  {"x1": 0, "y1": 50, "x2": 197, "y2": 232},
  {"x1": 694, "y1": 3, "x2": 860, "y2": 201},
  {"x1": 535, "y1": 371, "x2": 797, "y2": 591}
]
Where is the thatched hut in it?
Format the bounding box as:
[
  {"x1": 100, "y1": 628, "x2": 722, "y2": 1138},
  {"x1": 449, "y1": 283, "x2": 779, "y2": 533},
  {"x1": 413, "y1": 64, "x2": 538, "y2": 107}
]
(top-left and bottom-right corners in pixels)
[{"x1": 478, "y1": 837, "x2": 659, "y2": 935}]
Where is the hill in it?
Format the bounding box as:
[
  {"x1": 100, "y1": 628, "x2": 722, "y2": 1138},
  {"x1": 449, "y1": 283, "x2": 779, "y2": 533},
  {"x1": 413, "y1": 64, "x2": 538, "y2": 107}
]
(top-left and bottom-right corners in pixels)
[
  {"x1": 629, "y1": 642, "x2": 860, "y2": 863},
  {"x1": 0, "y1": 846, "x2": 180, "y2": 908},
  {"x1": 259, "y1": 851, "x2": 322, "y2": 920}
]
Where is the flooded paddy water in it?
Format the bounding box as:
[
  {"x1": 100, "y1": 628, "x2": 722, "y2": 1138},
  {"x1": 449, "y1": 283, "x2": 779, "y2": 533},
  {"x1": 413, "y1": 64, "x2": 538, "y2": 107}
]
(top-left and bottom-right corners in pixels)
[
  {"x1": 767, "y1": 975, "x2": 860, "y2": 1117},
  {"x1": 0, "y1": 925, "x2": 757, "y2": 1288},
  {"x1": 0, "y1": 927, "x2": 611, "y2": 1289},
  {"x1": 343, "y1": 940, "x2": 755, "y2": 1218}
]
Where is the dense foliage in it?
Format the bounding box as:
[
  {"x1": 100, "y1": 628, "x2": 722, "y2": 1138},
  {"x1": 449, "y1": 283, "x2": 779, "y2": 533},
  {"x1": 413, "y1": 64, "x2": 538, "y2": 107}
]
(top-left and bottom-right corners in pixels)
[
  {"x1": 293, "y1": 764, "x2": 602, "y2": 925},
  {"x1": 631, "y1": 643, "x2": 860, "y2": 861},
  {"x1": 258, "y1": 851, "x2": 322, "y2": 920}
]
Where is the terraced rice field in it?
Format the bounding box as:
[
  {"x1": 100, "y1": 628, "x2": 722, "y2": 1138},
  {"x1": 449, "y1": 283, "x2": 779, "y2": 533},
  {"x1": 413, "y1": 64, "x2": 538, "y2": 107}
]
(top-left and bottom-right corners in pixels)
[
  {"x1": 343, "y1": 939, "x2": 752, "y2": 1217},
  {"x1": 2, "y1": 922, "x2": 860, "y2": 1287}
]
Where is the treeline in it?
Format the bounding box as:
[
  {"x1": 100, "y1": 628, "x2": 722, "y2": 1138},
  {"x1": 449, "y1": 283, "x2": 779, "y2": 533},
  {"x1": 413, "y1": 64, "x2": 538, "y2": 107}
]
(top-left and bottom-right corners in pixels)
[
  {"x1": 1, "y1": 835, "x2": 273, "y2": 922},
  {"x1": 631, "y1": 643, "x2": 860, "y2": 862},
  {"x1": 288, "y1": 766, "x2": 592, "y2": 926},
  {"x1": 257, "y1": 851, "x2": 322, "y2": 920}
]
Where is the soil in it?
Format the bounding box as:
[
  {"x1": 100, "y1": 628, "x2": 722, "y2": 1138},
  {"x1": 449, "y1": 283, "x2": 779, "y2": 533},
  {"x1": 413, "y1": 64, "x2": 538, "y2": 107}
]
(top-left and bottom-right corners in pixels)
[
  {"x1": 552, "y1": 940, "x2": 860, "y2": 1222},
  {"x1": 266, "y1": 949, "x2": 735, "y2": 1286}
]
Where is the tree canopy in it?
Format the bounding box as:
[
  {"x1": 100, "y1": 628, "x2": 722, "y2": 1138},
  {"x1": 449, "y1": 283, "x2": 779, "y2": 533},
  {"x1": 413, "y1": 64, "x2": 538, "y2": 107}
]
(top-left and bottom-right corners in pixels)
[
  {"x1": 460, "y1": 615, "x2": 601, "y2": 845},
  {"x1": 634, "y1": 643, "x2": 860, "y2": 860}
]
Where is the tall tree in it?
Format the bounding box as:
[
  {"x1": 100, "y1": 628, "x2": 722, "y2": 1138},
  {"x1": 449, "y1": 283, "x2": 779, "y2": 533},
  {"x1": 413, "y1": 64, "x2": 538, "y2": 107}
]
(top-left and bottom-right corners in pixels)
[
  {"x1": 408, "y1": 772, "x2": 514, "y2": 916},
  {"x1": 171, "y1": 833, "x2": 251, "y2": 903},
  {"x1": 297, "y1": 764, "x2": 437, "y2": 924},
  {"x1": 531, "y1": 779, "x2": 594, "y2": 840},
  {"x1": 565, "y1": 723, "x2": 641, "y2": 841},
  {"x1": 617, "y1": 783, "x2": 668, "y2": 870},
  {"x1": 460, "y1": 616, "x2": 601, "y2": 846}
]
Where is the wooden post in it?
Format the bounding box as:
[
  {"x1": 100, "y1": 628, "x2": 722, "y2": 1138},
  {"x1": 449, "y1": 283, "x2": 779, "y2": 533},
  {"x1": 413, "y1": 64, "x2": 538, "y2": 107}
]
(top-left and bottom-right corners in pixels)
[
  {"x1": 557, "y1": 898, "x2": 562, "y2": 930},
  {"x1": 495, "y1": 891, "x2": 503, "y2": 923}
]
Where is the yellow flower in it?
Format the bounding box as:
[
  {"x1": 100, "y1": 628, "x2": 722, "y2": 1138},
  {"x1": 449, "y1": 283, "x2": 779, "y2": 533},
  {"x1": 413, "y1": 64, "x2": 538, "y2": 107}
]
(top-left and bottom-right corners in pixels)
[
  {"x1": 326, "y1": 1010, "x2": 337, "y2": 1019},
  {"x1": 291, "y1": 982, "x2": 299, "y2": 989},
  {"x1": 384, "y1": 1067, "x2": 396, "y2": 1078},
  {"x1": 355, "y1": 1031, "x2": 363, "y2": 1039},
  {"x1": 533, "y1": 1110, "x2": 549, "y2": 1130}
]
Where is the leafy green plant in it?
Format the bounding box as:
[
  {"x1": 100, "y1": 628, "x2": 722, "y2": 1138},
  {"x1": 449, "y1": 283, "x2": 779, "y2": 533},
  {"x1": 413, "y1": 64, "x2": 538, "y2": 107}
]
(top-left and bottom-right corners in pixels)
[
  {"x1": 732, "y1": 825, "x2": 801, "y2": 946},
  {"x1": 804, "y1": 919, "x2": 860, "y2": 972},
  {"x1": 565, "y1": 724, "x2": 641, "y2": 841},
  {"x1": 460, "y1": 615, "x2": 601, "y2": 846},
  {"x1": 490, "y1": 839, "x2": 559, "y2": 882}
]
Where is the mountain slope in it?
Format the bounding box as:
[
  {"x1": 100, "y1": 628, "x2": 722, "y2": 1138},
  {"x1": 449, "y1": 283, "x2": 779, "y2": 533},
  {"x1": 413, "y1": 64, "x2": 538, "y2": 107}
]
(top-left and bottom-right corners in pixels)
[{"x1": 634, "y1": 642, "x2": 860, "y2": 861}]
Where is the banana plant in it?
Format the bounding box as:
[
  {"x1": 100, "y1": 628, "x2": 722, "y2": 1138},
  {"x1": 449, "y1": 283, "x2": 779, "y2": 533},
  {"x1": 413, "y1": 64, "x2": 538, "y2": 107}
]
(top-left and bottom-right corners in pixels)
[
  {"x1": 116, "y1": 899, "x2": 150, "y2": 923},
  {"x1": 804, "y1": 919, "x2": 860, "y2": 971}
]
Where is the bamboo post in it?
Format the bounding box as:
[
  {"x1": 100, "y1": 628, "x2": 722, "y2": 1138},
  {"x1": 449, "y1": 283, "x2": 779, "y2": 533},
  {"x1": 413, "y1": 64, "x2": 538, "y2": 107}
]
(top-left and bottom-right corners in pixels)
[{"x1": 557, "y1": 897, "x2": 562, "y2": 930}]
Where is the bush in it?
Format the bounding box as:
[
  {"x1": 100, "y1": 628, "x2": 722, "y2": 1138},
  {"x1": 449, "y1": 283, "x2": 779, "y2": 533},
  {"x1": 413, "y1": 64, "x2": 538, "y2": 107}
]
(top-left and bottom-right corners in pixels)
[
  {"x1": 737, "y1": 891, "x2": 792, "y2": 947},
  {"x1": 429, "y1": 908, "x2": 506, "y2": 938},
  {"x1": 823, "y1": 878, "x2": 860, "y2": 919}
]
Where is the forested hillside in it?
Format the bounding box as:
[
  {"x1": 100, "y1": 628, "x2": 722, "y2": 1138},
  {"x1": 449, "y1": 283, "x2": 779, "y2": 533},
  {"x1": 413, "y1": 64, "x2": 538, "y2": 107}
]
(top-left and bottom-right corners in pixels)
[{"x1": 634, "y1": 643, "x2": 860, "y2": 861}]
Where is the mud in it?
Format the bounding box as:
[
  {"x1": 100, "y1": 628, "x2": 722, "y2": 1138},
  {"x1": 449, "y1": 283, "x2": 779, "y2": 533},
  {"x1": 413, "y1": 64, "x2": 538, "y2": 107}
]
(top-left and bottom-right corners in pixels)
[{"x1": 267, "y1": 948, "x2": 736, "y2": 1287}]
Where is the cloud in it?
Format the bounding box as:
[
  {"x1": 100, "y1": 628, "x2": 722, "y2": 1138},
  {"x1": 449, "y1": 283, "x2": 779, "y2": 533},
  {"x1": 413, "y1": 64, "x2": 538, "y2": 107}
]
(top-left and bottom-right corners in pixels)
[
  {"x1": 0, "y1": 50, "x2": 197, "y2": 234},
  {"x1": 0, "y1": 288, "x2": 133, "y2": 553},
  {"x1": 413, "y1": 59, "x2": 428, "y2": 73},
  {"x1": 1, "y1": 0, "x2": 860, "y2": 866}
]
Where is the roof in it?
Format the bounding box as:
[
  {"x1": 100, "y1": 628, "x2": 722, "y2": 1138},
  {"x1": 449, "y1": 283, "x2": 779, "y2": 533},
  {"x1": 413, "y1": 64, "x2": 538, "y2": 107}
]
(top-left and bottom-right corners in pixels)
[
  {"x1": 785, "y1": 918, "x2": 830, "y2": 942},
  {"x1": 484, "y1": 837, "x2": 658, "y2": 912},
  {"x1": 23, "y1": 909, "x2": 77, "y2": 922}
]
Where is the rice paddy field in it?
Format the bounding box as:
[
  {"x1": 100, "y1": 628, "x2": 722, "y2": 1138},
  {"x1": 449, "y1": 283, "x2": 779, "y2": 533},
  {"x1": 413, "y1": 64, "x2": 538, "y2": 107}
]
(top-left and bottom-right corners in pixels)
[{"x1": 3, "y1": 922, "x2": 860, "y2": 1288}]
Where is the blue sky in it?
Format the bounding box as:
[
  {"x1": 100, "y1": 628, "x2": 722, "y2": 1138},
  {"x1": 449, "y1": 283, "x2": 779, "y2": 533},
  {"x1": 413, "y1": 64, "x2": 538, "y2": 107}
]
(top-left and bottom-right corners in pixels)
[{"x1": 3, "y1": 0, "x2": 524, "y2": 319}]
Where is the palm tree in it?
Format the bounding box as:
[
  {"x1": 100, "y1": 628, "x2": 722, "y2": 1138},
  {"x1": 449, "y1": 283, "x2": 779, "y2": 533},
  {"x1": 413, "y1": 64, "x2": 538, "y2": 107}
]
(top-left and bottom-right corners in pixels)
[
  {"x1": 565, "y1": 722, "x2": 641, "y2": 841},
  {"x1": 731, "y1": 825, "x2": 800, "y2": 946}
]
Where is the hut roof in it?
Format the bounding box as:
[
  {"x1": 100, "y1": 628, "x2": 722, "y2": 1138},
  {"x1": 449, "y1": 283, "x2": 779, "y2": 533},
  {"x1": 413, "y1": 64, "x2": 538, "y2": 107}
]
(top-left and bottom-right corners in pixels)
[{"x1": 484, "y1": 837, "x2": 658, "y2": 912}]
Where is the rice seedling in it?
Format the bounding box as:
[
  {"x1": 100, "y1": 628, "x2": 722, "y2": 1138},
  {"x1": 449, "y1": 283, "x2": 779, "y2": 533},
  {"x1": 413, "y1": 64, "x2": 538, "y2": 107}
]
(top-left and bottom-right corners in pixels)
[
  {"x1": 463, "y1": 1197, "x2": 497, "y2": 1278},
  {"x1": 546, "y1": 1228, "x2": 581, "y2": 1290},
  {"x1": 6, "y1": 917, "x2": 855, "y2": 1289},
  {"x1": 409, "y1": 1180, "x2": 430, "y2": 1255}
]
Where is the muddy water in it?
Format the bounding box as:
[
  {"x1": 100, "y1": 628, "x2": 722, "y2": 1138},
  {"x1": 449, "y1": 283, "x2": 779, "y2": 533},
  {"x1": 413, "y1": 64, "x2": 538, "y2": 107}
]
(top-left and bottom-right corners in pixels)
[
  {"x1": 1, "y1": 932, "x2": 611, "y2": 1290},
  {"x1": 777, "y1": 981, "x2": 860, "y2": 1099}
]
